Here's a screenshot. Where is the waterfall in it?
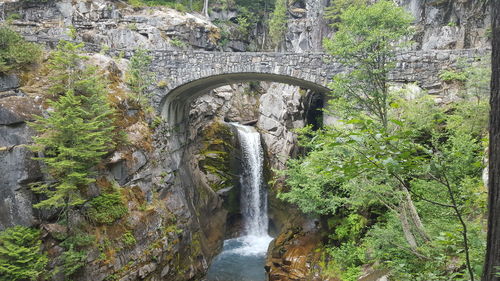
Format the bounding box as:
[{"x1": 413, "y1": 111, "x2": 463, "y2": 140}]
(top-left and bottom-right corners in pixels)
[
  {"x1": 205, "y1": 123, "x2": 272, "y2": 281},
  {"x1": 232, "y1": 123, "x2": 269, "y2": 237}
]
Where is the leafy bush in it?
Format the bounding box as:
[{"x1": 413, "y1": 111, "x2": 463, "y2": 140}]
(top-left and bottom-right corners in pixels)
[
  {"x1": 0, "y1": 26, "x2": 42, "y2": 73},
  {"x1": 0, "y1": 226, "x2": 48, "y2": 281},
  {"x1": 60, "y1": 245, "x2": 87, "y2": 277},
  {"x1": 170, "y1": 38, "x2": 187, "y2": 48},
  {"x1": 86, "y1": 191, "x2": 128, "y2": 224},
  {"x1": 128, "y1": 0, "x2": 188, "y2": 11},
  {"x1": 439, "y1": 69, "x2": 468, "y2": 82},
  {"x1": 60, "y1": 232, "x2": 95, "y2": 248},
  {"x1": 121, "y1": 232, "x2": 137, "y2": 247}
]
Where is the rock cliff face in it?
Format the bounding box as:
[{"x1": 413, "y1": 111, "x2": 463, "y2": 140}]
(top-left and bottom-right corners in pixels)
[
  {"x1": 283, "y1": 0, "x2": 491, "y2": 53},
  {"x1": 1, "y1": 0, "x2": 220, "y2": 50},
  {"x1": 0, "y1": 79, "x2": 42, "y2": 230},
  {"x1": 0, "y1": 52, "x2": 228, "y2": 280},
  {"x1": 284, "y1": 0, "x2": 331, "y2": 52},
  {"x1": 398, "y1": 0, "x2": 491, "y2": 50}
]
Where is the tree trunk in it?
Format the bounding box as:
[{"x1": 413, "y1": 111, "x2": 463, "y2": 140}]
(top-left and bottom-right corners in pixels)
[
  {"x1": 399, "y1": 205, "x2": 418, "y2": 251},
  {"x1": 483, "y1": 1, "x2": 500, "y2": 280},
  {"x1": 403, "y1": 187, "x2": 431, "y2": 242},
  {"x1": 202, "y1": 0, "x2": 209, "y2": 18}
]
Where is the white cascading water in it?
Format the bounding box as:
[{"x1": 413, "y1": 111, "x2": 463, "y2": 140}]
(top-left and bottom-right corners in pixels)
[
  {"x1": 205, "y1": 123, "x2": 272, "y2": 281},
  {"x1": 233, "y1": 123, "x2": 268, "y2": 237}
]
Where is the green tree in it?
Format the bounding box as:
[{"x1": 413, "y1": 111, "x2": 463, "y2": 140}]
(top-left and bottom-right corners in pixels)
[
  {"x1": 323, "y1": 0, "x2": 413, "y2": 128},
  {"x1": 126, "y1": 48, "x2": 155, "y2": 107},
  {"x1": 0, "y1": 226, "x2": 48, "y2": 281},
  {"x1": 279, "y1": 1, "x2": 487, "y2": 279},
  {"x1": 30, "y1": 40, "x2": 115, "y2": 233},
  {"x1": 268, "y1": 0, "x2": 287, "y2": 49},
  {"x1": 0, "y1": 26, "x2": 42, "y2": 73}
]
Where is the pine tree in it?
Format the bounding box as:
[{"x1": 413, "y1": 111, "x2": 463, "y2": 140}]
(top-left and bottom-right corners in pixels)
[
  {"x1": 30, "y1": 40, "x2": 115, "y2": 231},
  {"x1": 0, "y1": 226, "x2": 48, "y2": 281}
]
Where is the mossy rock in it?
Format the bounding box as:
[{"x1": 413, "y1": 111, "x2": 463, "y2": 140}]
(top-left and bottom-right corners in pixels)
[{"x1": 198, "y1": 121, "x2": 237, "y2": 192}]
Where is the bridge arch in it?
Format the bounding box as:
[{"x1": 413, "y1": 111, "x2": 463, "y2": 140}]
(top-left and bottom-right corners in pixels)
[
  {"x1": 158, "y1": 72, "x2": 331, "y2": 125},
  {"x1": 146, "y1": 51, "x2": 339, "y2": 126}
]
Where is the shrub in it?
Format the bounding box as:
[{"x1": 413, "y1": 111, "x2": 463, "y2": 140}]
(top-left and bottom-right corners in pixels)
[
  {"x1": 86, "y1": 191, "x2": 128, "y2": 224},
  {"x1": 170, "y1": 38, "x2": 187, "y2": 48},
  {"x1": 60, "y1": 245, "x2": 87, "y2": 277},
  {"x1": 0, "y1": 226, "x2": 48, "y2": 281},
  {"x1": 0, "y1": 26, "x2": 42, "y2": 73},
  {"x1": 439, "y1": 69, "x2": 467, "y2": 82},
  {"x1": 121, "y1": 232, "x2": 137, "y2": 247}
]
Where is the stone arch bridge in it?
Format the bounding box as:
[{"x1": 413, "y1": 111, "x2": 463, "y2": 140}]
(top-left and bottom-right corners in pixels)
[{"x1": 142, "y1": 48, "x2": 487, "y2": 126}]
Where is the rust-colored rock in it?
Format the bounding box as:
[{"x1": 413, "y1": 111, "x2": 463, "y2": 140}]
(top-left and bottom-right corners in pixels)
[{"x1": 265, "y1": 224, "x2": 325, "y2": 281}]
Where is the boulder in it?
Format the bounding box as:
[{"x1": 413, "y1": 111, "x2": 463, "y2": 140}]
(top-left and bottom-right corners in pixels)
[{"x1": 0, "y1": 74, "x2": 19, "y2": 92}]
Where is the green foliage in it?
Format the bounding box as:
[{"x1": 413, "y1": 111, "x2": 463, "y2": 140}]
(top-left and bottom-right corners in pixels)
[
  {"x1": 0, "y1": 226, "x2": 48, "y2": 281},
  {"x1": 236, "y1": 15, "x2": 252, "y2": 36},
  {"x1": 59, "y1": 232, "x2": 95, "y2": 249},
  {"x1": 268, "y1": 0, "x2": 287, "y2": 48},
  {"x1": 281, "y1": 92, "x2": 488, "y2": 279},
  {"x1": 128, "y1": 0, "x2": 189, "y2": 11},
  {"x1": 464, "y1": 56, "x2": 491, "y2": 101},
  {"x1": 361, "y1": 207, "x2": 486, "y2": 280},
  {"x1": 29, "y1": 40, "x2": 115, "y2": 227},
  {"x1": 279, "y1": 2, "x2": 487, "y2": 279},
  {"x1": 440, "y1": 56, "x2": 490, "y2": 101},
  {"x1": 126, "y1": 48, "x2": 155, "y2": 107},
  {"x1": 60, "y1": 245, "x2": 87, "y2": 277},
  {"x1": 170, "y1": 38, "x2": 187, "y2": 48},
  {"x1": 328, "y1": 213, "x2": 367, "y2": 242},
  {"x1": 44, "y1": 40, "x2": 86, "y2": 96},
  {"x1": 439, "y1": 69, "x2": 467, "y2": 82},
  {"x1": 324, "y1": 0, "x2": 367, "y2": 24},
  {"x1": 121, "y1": 232, "x2": 137, "y2": 247},
  {"x1": 54, "y1": 231, "x2": 94, "y2": 278},
  {"x1": 86, "y1": 190, "x2": 128, "y2": 224},
  {"x1": 323, "y1": 242, "x2": 364, "y2": 281},
  {"x1": 6, "y1": 13, "x2": 22, "y2": 22},
  {"x1": 0, "y1": 26, "x2": 42, "y2": 73},
  {"x1": 323, "y1": 0, "x2": 413, "y2": 127}
]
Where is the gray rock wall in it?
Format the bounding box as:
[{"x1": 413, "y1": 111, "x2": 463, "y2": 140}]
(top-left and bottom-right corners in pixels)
[
  {"x1": 283, "y1": 0, "x2": 490, "y2": 53},
  {"x1": 0, "y1": 80, "x2": 43, "y2": 230},
  {"x1": 398, "y1": 0, "x2": 491, "y2": 50},
  {"x1": 2, "y1": 0, "x2": 220, "y2": 51}
]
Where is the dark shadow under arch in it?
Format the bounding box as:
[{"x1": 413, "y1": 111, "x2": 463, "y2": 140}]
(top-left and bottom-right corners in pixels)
[{"x1": 159, "y1": 72, "x2": 331, "y2": 125}]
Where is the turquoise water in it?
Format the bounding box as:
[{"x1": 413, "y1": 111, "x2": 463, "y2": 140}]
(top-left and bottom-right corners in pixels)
[{"x1": 205, "y1": 235, "x2": 272, "y2": 281}]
